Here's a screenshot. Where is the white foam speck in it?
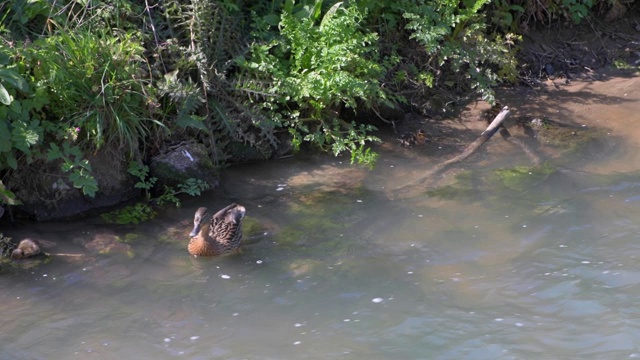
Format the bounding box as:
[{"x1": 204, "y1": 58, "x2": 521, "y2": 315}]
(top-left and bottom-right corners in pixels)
[
  {"x1": 515, "y1": 323, "x2": 523, "y2": 327},
  {"x1": 372, "y1": 298, "x2": 383, "y2": 303},
  {"x1": 495, "y1": 318, "x2": 504, "y2": 322},
  {"x1": 190, "y1": 336, "x2": 200, "y2": 341},
  {"x1": 356, "y1": 200, "x2": 363, "y2": 203},
  {"x1": 522, "y1": 225, "x2": 527, "y2": 228},
  {"x1": 581, "y1": 261, "x2": 591, "y2": 264},
  {"x1": 293, "y1": 341, "x2": 301, "y2": 345},
  {"x1": 343, "y1": 319, "x2": 351, "y2": 322},
  {"x1": 294, "y1": 323, "x2": 303, "y2": 327},
  {"x1": 220, "y1": 274, "x2": 231, "y2": 279},
  {"x1": 276, "y1": 187, "x2": 285, "y2": 191},
  {"x1": 256, "y1": 260, "x2": 263, "y2": 264}
]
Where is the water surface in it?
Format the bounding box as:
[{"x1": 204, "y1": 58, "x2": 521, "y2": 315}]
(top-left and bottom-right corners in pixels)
[{"x1": 3, "y1": 74, "x2": 640, "y2": 359}]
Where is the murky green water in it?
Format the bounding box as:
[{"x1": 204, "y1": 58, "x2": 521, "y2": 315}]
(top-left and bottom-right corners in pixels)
[
  {"x1": 4, "y1": 72, "x2": 640, "y2": 359},
  {"x1": 3, "y1": 148, "x2": 640, "y2": 359}
]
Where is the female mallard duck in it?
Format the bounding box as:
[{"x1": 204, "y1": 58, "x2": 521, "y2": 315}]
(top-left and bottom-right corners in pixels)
[
  {"x1": 11, "y1": 238, "x2": 41, "y2": 259},
  {"x1": 398, "y1": 129, "x2": 428, "y2": 147},
  {"x1": 188, "y1": 203, "x2": 246, "y2": 257}
]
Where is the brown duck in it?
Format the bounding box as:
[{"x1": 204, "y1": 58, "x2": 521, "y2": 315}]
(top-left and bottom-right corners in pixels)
[
  {"x1": 11, "y1": 238, "x2": 41, "y2": 259},
  {"x1": 398, "y1": 129, "x2": 428, "y2": 147},
  {"x1": 188, "y1": 204, "x2": 246, "y2": 257}
]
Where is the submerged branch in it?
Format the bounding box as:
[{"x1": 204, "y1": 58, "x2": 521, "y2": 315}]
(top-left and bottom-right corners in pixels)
[{"x1": 392, "y1": 107, "x2": 511, "y2": 197}]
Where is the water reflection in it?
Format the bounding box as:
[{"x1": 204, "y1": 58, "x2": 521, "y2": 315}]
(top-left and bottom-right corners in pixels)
[{"x1": 4, "y1": 147, "x2": 640, "y2": 358}]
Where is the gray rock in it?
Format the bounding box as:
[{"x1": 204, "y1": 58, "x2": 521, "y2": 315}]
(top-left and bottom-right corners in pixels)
[{"x1": 150, "y1": 142, "x2": 219, "y2": 189}]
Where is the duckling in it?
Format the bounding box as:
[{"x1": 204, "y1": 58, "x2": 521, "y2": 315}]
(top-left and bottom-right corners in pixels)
[
  {"x1": 11, "y1": 238, "x2": 41, "y2": 259},
  {"x1": 398, "y1": 129, "x2": 428, "y2": 147},
  {"x1": 188, "y1": 204, "x2": 246, "y2": 257}
]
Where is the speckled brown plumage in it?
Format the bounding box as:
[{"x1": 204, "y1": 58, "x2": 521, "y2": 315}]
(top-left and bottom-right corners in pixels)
[
  {"x1": 188, "y1": 203, "x2": 246, "y2": 257},
  {"x1": 398, "y1": 129, "x2": 428, "y2": 147},
  {"x1": 11, "y1": 238, "x2": 41, "y2": 259}
]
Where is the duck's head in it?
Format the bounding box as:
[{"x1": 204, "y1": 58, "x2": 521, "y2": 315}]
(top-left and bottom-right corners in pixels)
[{"x1": 190, "y1": 207, "x2": 210, "y2": 237}]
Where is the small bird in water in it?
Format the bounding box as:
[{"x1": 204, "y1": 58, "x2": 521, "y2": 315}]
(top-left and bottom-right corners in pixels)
[
  {"x1": 398, "y1": 129, "x2": 428, "y2": 147},
  {"x1": 188, "y1": 203, "x2": 246, "y2": 257},
  {"x1": 11, "y1": 238, "x2": 41, "y2": 259}
]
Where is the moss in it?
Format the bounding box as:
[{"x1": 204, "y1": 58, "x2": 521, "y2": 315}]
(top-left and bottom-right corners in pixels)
[
  {"x1": 535, "y1": 122, "x2": 607, "y2": 154},
  {"x1": 425, "y1": 171, "x2": 476, "y2": 199},
  {"x1": 492, "y1": 163, "x2": 555, "y2": 192},
  {"x1": 242, "y1": 217, "x2": 266, "y2": 238}
]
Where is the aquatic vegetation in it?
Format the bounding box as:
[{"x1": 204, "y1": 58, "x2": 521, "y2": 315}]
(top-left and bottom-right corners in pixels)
[
  {"x1": 101, "y1": 203, "x2": 157, "y2": 225},
  {"x1": 425, "y1": 171, "x2": 478, "y2": 199},
  {"x1": 0, "y1": 233, "x2": 15, "y2": 257},
  {"x1": 493, "y1": 163, "x2": 555, "y2": 192}
]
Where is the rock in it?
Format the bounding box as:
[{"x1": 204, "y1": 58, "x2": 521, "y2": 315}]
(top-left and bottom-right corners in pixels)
[
  {"x1": 150, "y1": 142, "x2": 219, "y2": 189},
  {"x1": 83, "y1": 233, "x2": 132, "y2": 257},
  {"x1": 11, "y1": 238, "x2": 41, "y2": 259},
  {"x1": 8, "y1": 146, "x2": 138, "y2": 221}
]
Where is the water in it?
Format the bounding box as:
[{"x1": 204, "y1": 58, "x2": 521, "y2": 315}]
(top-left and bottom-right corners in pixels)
[{"x1": 3, "y1": 75, "x2": 640, "y2": 359}]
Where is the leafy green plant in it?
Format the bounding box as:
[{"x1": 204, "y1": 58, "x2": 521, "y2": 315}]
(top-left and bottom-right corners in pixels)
[
  {"x1": 403, "y1": 0, "x2": 520, "y2": 104},
  {"x1": 237, "y1": 3, "x2": 386, "y2": 165},
  {"x1": 562, "y1": 0, "x2": 593, "y2": 24},
  {"x1": 127, "y1": 161, "x2": 157, "y2": 201},
  {"x1": 46, "y1": 143, "x2": 98, "y2": 197},
  {"x1": 102, "y1": 161, "x2": 210, "y2": 224},
  {"x1": 34, "y1": 30, "x2": 162, "y2": 156}
]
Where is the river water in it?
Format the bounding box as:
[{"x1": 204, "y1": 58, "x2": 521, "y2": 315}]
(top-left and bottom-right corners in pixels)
[{"x1": 2, "y1": 74, "x2": 640, "y2": 359}]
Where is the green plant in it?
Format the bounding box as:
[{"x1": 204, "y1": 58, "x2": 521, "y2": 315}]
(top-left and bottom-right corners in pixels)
[
  {"x1": 561, "y1": 0, "x2": 593, "y2": 24},
  {"x1": 0, "y1": 232, "x2": 15, "y2": 257},
  {"x1": 102, "y1": 161, "x2": 210, "y2": 224},
  {"x1": 403, "y1": 0, "x2": 520, "y2": 104},
  {"x1": 35, "y1": 30, "x2": 162, "y2": 156},
  {"x1": 46, "y1": 143, "x2": 98, "y2": 197},
  {"x1": 127, "y1": 161, "x2": 157, "y2": 201},
  {"x1": 101, "y1": 202, "x2": 157, "y2": 224},
  {"x1": 237, "y1": 2, "x2": 386, "y2": 165}
]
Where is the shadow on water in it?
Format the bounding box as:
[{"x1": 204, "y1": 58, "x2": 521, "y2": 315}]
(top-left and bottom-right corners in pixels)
[{"x1": 4, "y1": 76, "x2": 640, "y2": 358}]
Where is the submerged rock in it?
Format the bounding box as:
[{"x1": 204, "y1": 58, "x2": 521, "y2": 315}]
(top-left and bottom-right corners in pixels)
[{"x1": 11, "y1": 238, "x2": 41, "y2": 259}]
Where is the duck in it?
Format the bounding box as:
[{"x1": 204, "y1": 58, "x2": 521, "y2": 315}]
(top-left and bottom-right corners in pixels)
[
  {"x1": 398, "y1": 129, "x2": 428, "y2": 147},
  {"x1": 188, "y1": 203, "x2": 246, "y2": 257},
  {"x1": 11, "y1": 238, "x2": 42, "y2": 259}
]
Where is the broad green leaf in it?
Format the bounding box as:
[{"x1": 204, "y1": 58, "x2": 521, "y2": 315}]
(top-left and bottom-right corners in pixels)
[
  {"x1": 0, "y1": 83, "x2": 11, "y2": 105},
  {"x1": 0, "y1": 69, "x2": 29, "y2": 92},
  {"x1": 5, "y1": 151, "x2": 17, "y2": 169}
]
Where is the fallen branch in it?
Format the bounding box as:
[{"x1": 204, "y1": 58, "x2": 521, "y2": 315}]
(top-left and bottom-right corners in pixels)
[
  {"x1": 498, "y1": 127, "x2": 543, "y2": 166},
  {"x1": 408, "y1": 107, "x2": 511, "y2": 186}
]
